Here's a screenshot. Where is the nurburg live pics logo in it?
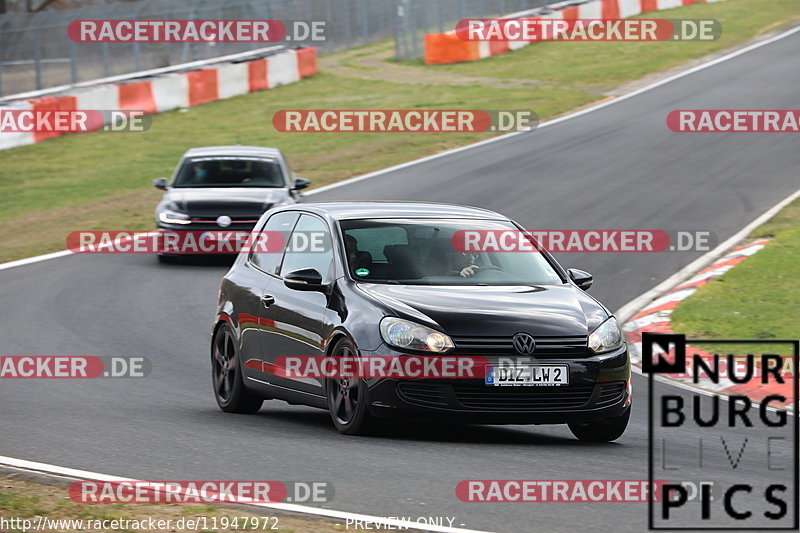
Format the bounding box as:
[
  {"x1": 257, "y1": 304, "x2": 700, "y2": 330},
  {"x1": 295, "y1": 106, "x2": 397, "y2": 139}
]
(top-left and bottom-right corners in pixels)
[{"x1": 642, "y1": 332, "x2": 799, "y2": 530}]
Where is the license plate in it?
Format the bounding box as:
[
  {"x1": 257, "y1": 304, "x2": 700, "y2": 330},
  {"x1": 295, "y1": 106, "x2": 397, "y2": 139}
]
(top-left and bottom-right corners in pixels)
[{"x1": 484, "y1": 365, "x2": 569, "y2": 386}]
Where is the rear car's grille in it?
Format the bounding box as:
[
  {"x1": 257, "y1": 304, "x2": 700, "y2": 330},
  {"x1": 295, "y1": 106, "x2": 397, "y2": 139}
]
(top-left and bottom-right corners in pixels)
[
  {"x1": 450, "y1": 335, "x2": 590, "y2": 356},
  {"x1": 397, "y1": 382, "x2": 450, "y2": 406},
  {"x1": 596, "y1": 382, "x2": 626, "y2": 407},
  {"x1": 188, "y1": 215, "x2": 261, "y2": 225},
  {"x1": 452, "y1": 383, "x2": 595, "y2": 410}
]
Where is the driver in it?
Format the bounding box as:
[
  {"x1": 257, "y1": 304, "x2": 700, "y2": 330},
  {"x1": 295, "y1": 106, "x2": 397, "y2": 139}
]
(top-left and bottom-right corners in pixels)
[
  {"x1": 192, "y1": 162, "x2": 210, "y2": 182},
  {"x1": 452, "y1": 251, "x2": 479, "y2": 278},
  {"x1": 435, "y1": 245, "x2": 479, "y2": 277}
]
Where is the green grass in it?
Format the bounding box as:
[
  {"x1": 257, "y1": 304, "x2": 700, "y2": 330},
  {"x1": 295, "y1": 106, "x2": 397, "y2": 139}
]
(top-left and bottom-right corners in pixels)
[
  {"x1": 408, "y1": 0, "x2": 800, "y2": 92},
  {"x1": 0, "y1": 0, "x2": 798, "y2": 261},
  {"x1": 0, "y1": 476, "x2": 357, "y2": 532},
  {"x1": 0, "y1": 490, "x2": 49, "y2": 516},
  {"x1": 671, "y1": 198, "x2": 800, "y2": 358},
  {"x1": 0, "y1": 76, "x2": 591, "y2": 223}
]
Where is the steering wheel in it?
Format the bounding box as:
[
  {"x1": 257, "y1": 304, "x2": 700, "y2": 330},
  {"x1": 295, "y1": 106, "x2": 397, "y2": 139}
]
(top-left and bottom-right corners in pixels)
[{"x1": 474, "y1": 265, "x2": 503, "y2": 275}]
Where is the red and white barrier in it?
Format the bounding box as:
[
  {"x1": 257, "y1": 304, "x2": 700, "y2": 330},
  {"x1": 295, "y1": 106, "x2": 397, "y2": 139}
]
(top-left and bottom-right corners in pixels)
[
  {"x1": 623, "y1": 239, "x2": 795, "y2": 406},
  {"x1": 268, "y1": 50, "x2": 300, "y2": 88},
  {"x1": 0, "y1": 101, "x2": 34, "y2": 150},
  {"x1": 0, "y1": 47, "x2": 317, "y2": 150},
  {"x1": 151, "y1": 75, "x2": 190, "y2": 112},
  {"x1": 424, "y1": 0, "x2": 722, "y2": 64}
]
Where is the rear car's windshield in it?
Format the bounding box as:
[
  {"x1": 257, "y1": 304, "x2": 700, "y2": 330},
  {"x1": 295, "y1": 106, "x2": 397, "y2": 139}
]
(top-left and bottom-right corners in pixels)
[
  {"x1": 340, "y1": 218, "x2": 563, "y2": 286},
  {"x1": 172, "y1": 157, "x2": 285, "y2": 188}
]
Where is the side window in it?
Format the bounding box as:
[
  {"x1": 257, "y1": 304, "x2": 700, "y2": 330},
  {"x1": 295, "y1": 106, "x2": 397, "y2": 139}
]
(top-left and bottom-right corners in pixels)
[
  {"x1": 250, "y1": 211, "x2": 299, "y2": 274},
  {"x1": 279, "y1": 214, "x2": 335, "y2": 283}
]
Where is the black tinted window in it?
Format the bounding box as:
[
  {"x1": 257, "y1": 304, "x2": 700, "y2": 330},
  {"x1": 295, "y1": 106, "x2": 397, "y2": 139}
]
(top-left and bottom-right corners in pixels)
[
  {"x1": 251, "y1": 211, "x2": 299, "y2": 274},
  {"x1": 173, "y1": 157, "x2": 285, "y2": 188},
  {"x1": 340, "y1": 219, "x2": 562, "y2": 286},
  {"x1": 279, "y1": 214, "x2": 335, "y2": 283}
]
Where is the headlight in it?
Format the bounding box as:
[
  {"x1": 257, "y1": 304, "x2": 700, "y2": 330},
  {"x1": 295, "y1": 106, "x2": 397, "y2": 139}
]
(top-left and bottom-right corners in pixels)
[
  {"x1": 588, "y1": 317, "x2": 623, "y2": 354},
  {"x1": 158, "y1": 209, "x2": 191, "y2": 225},
  {"x1": 379, "y1": 317, "x2": 454, "y2": 353}
]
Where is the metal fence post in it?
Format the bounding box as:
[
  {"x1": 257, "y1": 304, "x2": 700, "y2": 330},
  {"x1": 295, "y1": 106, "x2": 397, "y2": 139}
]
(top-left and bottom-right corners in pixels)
[
  {"x1": 361, "y1": 0, "x2": 368, "y2": 44},
  {"x1": 0, "y1": 24, "x2": 4, "y2": 96},
  {"x1": 69, "y1": 38, "x2": 78, "y2": 84},
  {"x1": 34, "y1": 28, "x2": 43, "y2": 90}
]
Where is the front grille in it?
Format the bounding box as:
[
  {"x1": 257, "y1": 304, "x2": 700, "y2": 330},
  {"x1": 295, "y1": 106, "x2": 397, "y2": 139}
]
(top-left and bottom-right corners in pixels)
[
  {"x1": 450, "y1": 335, "x2": 590, "y2": 356},
  {"x1": 397, "y1": 382, "x2": 449, "y2": 406},
  {"x1": 188, "y1": 215, "x2": 261, "y2": 225},
  {"x1": 596, "y1": 381, "x2": 626, "y2": 407},
  {"x1": 452, "y1": 383, "x2": 595, "y2": 410}
]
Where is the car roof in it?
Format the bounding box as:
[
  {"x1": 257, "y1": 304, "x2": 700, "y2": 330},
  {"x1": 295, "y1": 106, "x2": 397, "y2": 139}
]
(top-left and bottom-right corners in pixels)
[
  {"x1": 290, "y1": 201, "x2": 509, "y2": 221},
  {"x1": 182, "y1": 146, "x2": 283, "y2": 159}
]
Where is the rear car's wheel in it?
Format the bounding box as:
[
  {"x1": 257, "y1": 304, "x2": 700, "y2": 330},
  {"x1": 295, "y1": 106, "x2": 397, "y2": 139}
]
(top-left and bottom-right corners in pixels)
[
  {"x1": 568, "y1": 406, "x2": 630, "y2": 442},
  {"x1": 325, "y1": 338, "x2": 378, "y2": 435},
  {"x1": 212, "y1": 324, "x2": 263, "y2": 413}
]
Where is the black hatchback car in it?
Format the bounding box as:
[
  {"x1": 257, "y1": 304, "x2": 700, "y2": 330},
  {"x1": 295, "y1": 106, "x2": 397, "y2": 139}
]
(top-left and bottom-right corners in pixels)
[{"x1": 211, "y1": 202, "x2": 631, "y2": 441}]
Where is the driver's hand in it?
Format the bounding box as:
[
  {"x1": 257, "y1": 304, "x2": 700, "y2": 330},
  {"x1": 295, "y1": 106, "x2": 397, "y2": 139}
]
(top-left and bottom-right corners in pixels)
[{"x1": 459, "y1": 265, "x2": 479, "y2": 277}]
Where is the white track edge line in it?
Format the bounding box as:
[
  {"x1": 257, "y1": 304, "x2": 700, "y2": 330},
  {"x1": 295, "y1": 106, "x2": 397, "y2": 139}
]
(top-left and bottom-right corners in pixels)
[
  {"x1": 2, "y1": 25, "x2": 799, "y2": 274},
  {"x1": 0, "y1": 249, "x2": 74, "y2": 272},
  {"x1": 0, "y1": 455, "x2": 490, "y2": 533}
]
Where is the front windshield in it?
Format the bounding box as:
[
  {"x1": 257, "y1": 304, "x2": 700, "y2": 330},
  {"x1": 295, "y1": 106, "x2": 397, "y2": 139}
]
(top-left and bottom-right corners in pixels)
[
  {"x1": 172, "y1": 157, "x2": 285, "y2": 188},
  {"x1": 340, "y1": 218, "x2": 563, "y2": 286}
]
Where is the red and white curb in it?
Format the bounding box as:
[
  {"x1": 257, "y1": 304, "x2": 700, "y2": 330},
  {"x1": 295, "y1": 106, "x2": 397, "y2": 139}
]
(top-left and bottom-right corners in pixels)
[{"x1": 623, "y1": 239, "x2": 795, "y2": 408}]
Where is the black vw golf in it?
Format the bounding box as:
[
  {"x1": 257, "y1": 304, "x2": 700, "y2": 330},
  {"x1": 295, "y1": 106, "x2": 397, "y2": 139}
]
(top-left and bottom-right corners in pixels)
[{"x1": 211, "y1": 202, "x2": 631, "y2": 441}]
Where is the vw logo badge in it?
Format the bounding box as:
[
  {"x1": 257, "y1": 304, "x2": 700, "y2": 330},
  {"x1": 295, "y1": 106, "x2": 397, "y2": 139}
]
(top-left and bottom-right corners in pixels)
[
  {"x1": 216, "y1": 215, "x2": 232, "y2": 228},
  {"x1": 512, "y1": 333, "x2": 536, "y2": 355}
]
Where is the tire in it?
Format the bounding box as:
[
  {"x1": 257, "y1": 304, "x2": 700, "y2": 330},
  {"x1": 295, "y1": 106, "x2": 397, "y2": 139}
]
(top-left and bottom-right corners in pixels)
[
  {"x1": 325, "y1": 337, "x2": 379, "y2": 435},
  {"x1": 568, "y1": 407, "x2": 630, "y2": 442},
  {"x1": 211, "y1": 324, "x2": 263, "y2": 414}
]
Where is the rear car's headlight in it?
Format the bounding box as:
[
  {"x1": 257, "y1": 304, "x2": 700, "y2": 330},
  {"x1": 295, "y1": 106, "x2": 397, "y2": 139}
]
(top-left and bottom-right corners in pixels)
[
  {"x1": 158, "y1": 209, "x2": 191, "y2": 225},
  {"x1": 379, "y1": 317, "x2": 454, "y2": 353},
  {"x1": 588, "y1": 317, "x2": 623, "y2": 353}
]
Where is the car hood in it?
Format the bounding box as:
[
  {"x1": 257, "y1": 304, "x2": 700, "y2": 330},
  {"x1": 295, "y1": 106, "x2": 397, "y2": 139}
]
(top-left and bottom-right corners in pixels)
[
  {"x1": 359, "y1": 284, "x2": 609, "y2": 337},
  {"x1": 162, "y1": 187, "x2": 291, "y2": 215}
]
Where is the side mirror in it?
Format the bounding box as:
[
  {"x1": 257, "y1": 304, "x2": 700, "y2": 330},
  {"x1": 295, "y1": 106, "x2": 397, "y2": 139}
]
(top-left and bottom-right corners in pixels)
[
  {"x1": 293, "y1": 177, "x2": 311, "y2": 191},
  {"x1": 284, "y1": 268, "x2": 325, "y2": 291},
  {"x1": 568, "y1": 268, "x2": 593, "y2": 291},
  {"x1": 153, "y1": 177, "x2": 168, "y2": 190}
]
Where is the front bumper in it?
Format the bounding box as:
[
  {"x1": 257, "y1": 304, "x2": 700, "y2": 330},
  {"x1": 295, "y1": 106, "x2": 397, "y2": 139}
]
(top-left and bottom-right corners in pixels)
[
  {"x1": 360, "y1": 344, "x2": 631, "y2": 424},
  {"x1": 154, "y1": 224, "x2": 258, "y2": 256}
]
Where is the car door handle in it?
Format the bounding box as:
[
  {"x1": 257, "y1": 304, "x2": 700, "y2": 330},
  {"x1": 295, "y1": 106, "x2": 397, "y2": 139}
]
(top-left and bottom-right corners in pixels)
[{"x1": 261, "y1": 294, "x2": 275, "y2": 308}]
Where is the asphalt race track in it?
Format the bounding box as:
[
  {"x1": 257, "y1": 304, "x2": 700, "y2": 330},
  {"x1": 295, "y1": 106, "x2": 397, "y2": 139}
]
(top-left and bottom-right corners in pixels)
[{"x1": 2, "y1": 29, "x2": 799, "y2": 533}]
